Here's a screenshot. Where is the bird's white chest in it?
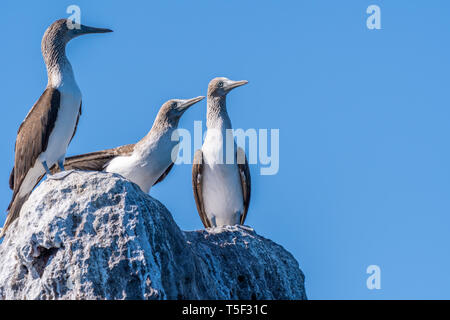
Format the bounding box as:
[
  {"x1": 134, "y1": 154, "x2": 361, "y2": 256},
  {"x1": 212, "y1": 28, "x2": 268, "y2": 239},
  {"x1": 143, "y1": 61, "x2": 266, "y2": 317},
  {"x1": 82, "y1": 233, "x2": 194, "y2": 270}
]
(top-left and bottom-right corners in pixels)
[
  {"x1": 40, "y1": 84, "x2": 81, "y2": 165},
  {"x1": 201, "y1": 130, "x2": 244, "y2": 226},
  {"x1": 106, "y1": 133, "x2": 176, "y2": 193}
]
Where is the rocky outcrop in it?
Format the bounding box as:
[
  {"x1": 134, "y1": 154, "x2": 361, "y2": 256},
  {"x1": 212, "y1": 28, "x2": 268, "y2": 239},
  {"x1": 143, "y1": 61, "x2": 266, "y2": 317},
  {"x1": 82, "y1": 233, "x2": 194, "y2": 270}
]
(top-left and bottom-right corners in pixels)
[{"x1": 0, "y1": 171, "x2": 306, "y2": 300}]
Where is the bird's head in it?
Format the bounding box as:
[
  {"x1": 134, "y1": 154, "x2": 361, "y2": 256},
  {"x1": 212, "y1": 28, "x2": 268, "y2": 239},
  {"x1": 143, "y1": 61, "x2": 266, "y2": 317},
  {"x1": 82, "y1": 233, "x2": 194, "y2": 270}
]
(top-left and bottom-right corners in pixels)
[
  {"x1": 42, "y1": 19, "x2": 112, "y2": 55},
  {"x1": 158, "y1": 96, "x2": 205, "y2": 126},
  {"x1": 207, "y1": 77, "x2": 248, "y2": 98}
]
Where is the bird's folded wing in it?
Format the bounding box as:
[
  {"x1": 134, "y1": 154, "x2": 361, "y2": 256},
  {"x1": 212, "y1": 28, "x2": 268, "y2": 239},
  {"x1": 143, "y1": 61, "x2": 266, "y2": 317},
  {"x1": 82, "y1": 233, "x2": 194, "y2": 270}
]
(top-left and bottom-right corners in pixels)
[
  {"x1": 9, "y1": 88, "x2": 61, "y2": 206},
  {"x1": 8, "y1": 94, "x2": 81, "y2": 192},
  {"x1": 192, "y1": 149, "x2": 211, "y2": 228},
  {"x1": 63, "y1": 143, "x2": 135, "y2": 172},
  {"x1": 237, "y1": 147, "x2": 251, "y2": 225}
]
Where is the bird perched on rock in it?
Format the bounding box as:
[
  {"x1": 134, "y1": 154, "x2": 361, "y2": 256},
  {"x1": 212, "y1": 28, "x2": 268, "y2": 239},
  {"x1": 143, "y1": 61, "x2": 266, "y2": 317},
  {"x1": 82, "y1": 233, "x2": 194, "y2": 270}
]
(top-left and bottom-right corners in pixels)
[
  {"x1": 192, "y1": 77, "x2": 251, "y2": 228},
  {"x1": 40, "y1": 96, "x2": 204, "y2": 194},
  {"x1": 1, "y1": 19, "x2": 113, "y2": 238}
]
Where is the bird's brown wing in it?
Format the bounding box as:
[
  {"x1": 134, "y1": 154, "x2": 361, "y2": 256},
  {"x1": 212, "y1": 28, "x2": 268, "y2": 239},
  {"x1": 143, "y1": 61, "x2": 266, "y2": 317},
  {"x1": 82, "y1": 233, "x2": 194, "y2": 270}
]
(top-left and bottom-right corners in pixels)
[
  {"x1": 192, "y1": 149, "x2": 211, "y2": 228},
  {"x1": 237, "y1": 147, "x2": 251, "y2": 225},
  {"x1": 9, "y1": 98, "x2": 82, "y2": 190},
  {"x1": 8, "y1": 98, "x2": 82, "y2": 192},
  {"x1": 63, "y1": 144, "x2": 135, "y2": 171},
  {"x1": 9, "y1": 88, "x2": 61, "y2": 206},
  {"x1": 153, "y1": 162, "x2": 174, "y2": 186}
]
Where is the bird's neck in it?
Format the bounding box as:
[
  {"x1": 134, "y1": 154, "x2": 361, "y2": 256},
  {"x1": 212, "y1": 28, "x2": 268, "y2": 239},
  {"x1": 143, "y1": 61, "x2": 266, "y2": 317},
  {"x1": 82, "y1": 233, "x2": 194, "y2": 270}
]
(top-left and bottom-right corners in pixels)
[
  {"x1": 137, "y1": 118, "x2": 176, "y2": 156},
  {"x1": 43, "y1": 44, "x2": 77, "y2": 89},
  {"x1": 142, "y1": 112, "x2": 178, "y2": 148},
  {"x1": 207, "y1": 96, "x2": 232, "y2": 130}
]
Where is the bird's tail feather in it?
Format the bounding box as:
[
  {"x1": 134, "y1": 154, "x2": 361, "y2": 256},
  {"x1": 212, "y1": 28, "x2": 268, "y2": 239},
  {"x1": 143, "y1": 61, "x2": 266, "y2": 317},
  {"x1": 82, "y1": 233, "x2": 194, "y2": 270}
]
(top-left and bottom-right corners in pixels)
[{"x1": 1, "y1": 194, "x2": 29, "y2": 238}]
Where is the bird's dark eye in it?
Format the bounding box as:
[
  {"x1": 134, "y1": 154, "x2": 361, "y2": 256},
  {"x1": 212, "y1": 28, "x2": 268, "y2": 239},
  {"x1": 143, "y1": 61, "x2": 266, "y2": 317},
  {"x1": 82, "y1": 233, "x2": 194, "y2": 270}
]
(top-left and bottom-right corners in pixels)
[
  {"x1": 218, "y1": 81, "x2": 224, "y2": 88},
  {"x1": 171, "y1": 102, "x2": 177, "y2": 108}
]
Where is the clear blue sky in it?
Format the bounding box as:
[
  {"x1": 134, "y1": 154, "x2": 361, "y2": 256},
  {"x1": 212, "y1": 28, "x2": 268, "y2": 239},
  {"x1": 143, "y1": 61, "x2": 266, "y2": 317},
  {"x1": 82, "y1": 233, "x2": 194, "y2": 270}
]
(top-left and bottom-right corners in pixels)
[{"x1": 1, "y1": 0, "x2": 450, "y2": 299}]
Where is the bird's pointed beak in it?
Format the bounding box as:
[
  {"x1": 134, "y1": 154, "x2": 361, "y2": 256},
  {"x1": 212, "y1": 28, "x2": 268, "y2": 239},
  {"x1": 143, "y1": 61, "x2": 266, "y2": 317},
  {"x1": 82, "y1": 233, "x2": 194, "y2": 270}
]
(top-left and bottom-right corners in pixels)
[
  {"x1": 74, "y1": 24, "x2": 113, "y2": 36},
  {"x1": 179, "y1": 96, "x2": 205, "y2": 110},
  {"x1": 225, "y1": 80, "x2": 249, "y2": 92}
]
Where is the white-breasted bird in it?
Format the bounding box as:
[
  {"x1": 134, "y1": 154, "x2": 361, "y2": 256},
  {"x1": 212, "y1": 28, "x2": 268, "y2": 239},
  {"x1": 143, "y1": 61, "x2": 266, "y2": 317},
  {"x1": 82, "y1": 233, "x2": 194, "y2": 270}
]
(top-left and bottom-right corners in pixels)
[
  {"x1": 1, "y1": 19, "x2": 112, "y2": 237},
  {"x1": 192, "y1": 77, "x2": 251, "y2": 228}
]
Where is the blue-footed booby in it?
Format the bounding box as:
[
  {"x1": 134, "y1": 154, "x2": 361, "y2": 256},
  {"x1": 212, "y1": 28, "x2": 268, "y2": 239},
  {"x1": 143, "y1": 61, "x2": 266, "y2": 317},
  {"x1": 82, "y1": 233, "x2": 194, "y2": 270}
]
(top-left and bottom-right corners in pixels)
[
  {"x1": 37, "y1": 96, "x2": 204, "y2": 194},
  {"x1": 0, "y1": 19, "x2": 112, "y2": 238},
  {"x1": 192, "y1": 77, "x2": 251, "y2": 228}
]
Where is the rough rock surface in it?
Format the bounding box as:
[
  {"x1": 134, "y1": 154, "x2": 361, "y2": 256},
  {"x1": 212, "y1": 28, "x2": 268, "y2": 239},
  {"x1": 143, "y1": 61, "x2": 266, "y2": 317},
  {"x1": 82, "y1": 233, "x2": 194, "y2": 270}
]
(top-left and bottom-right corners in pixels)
[{"x1": 0, "y1": 171, "x2": 306, "y2": 300}]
